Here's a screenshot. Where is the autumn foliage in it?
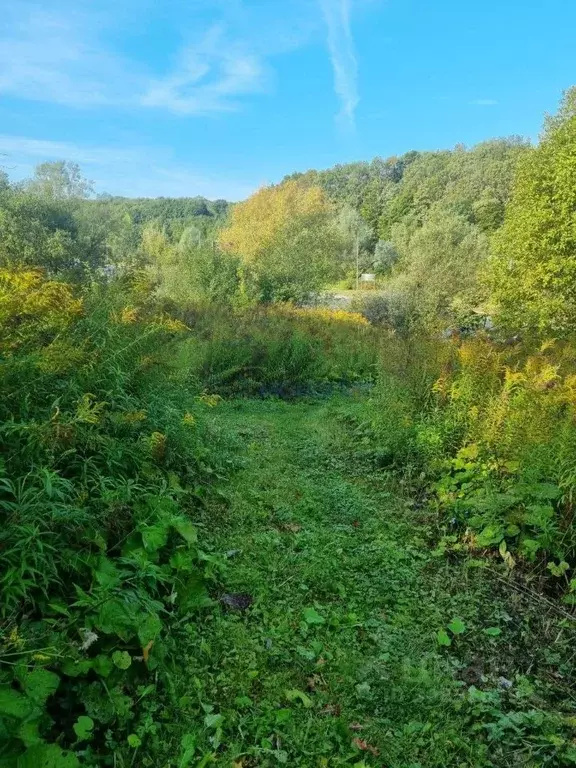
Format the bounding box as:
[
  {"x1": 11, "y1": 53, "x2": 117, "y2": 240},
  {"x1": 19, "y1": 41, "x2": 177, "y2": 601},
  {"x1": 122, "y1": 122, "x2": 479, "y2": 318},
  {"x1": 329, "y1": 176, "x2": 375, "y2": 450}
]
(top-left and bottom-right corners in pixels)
[{"x1": 219, "y1": 180, "x2": 332, "y2": 261}]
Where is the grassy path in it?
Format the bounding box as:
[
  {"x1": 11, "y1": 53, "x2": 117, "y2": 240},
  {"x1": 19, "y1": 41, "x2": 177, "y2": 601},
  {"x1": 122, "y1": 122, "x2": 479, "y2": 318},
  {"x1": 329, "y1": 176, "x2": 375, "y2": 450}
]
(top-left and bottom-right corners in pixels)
[{"x1": 177, "y1": 395, "x2": 575, "y2": 768}]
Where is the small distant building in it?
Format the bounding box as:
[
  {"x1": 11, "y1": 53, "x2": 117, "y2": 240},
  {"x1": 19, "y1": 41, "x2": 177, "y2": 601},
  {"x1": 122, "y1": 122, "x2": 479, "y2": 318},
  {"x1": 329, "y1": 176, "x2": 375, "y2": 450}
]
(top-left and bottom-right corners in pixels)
[{"x1": 359, "y1": 273, "x2": 376, "y2": 289}]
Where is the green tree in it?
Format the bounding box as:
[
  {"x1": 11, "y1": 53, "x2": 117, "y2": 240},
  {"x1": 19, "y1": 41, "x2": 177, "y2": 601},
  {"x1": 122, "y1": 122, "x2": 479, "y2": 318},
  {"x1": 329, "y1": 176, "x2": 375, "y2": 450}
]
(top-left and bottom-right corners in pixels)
[
  {"x1": 142, "y1": 223, "x2": 239, "y2": 305},
  {"x1": 373, "y1": 240, "x2": 399, "y2": 274},
  {"x1": 337, "y1": 205, "x2": 374, "y2": 285},
  {"x1": 220, "y1": 181, "x2": 342, "y2": 302},
  {"x1": 488, "y1": 88, "x2": 576, "y2": 335},
  {"x1": 0, "y1": 190, "x2": 81, "y2": 274},
  {"x1": 387, "y1": 207, "x2": 488, "y2": 329},
  {"x1": 246, "y1": 211, "x2": 342, "y2": 303},
  {"x1": 26, "y1": 161, "x2": 94, "y2": 200}
]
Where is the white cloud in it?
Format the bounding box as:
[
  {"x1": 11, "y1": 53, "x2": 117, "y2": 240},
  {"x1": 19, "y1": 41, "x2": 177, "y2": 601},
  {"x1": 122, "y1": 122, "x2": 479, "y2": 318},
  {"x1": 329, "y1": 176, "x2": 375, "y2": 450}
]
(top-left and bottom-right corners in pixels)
[
  {"x1": 0, "y1": 6, "x2": 138, "y2": 107},
  {"x1": 0, "y1": 134, "x2": 255, "y2": 200},
  {"x1": 469, "y1": 98, "x2": 498, "y2": 106},
  {"x1": 0, "y1": 135, "x2": 140, "y2": 165},
  {"x1": 319, "y1": 0, "x2": 359, "y2": 130},
  {"x1": 0, "y1": 2, "x2": 303, "y2": 115},
  {"x1": 141, "y1": 25, "x2": 267, "y2": 115}
]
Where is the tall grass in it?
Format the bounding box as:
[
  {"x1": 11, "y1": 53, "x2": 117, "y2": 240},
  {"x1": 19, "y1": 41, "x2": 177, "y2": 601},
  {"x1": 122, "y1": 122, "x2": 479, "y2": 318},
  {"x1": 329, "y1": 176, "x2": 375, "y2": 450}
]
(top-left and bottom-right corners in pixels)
[{"x1": 175, "y1": 305, "x2": 379, "y2": 395}]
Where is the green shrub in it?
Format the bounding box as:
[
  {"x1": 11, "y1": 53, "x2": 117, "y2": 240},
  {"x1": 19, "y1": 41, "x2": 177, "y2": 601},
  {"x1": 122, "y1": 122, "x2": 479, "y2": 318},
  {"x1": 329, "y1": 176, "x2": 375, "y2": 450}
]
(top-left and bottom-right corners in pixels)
[
  {"x1": 0, "y1": 270, "x2": 226, "y2": 766},
  {"x1": 395, "y1": 334, "x2": 576, "y2": 570}
]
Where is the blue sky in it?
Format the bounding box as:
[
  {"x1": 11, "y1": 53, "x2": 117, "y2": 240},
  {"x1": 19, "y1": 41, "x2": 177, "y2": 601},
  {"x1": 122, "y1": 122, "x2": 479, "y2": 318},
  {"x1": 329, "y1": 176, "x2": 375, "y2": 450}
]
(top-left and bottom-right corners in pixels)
[{"x1": 0, "y1": 0, "x2": 574, "y2": 200}]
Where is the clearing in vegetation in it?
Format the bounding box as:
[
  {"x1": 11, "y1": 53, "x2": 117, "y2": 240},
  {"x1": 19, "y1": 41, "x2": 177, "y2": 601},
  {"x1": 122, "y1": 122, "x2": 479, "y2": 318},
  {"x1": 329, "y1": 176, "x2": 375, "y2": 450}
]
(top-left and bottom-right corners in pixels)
[{"x1": 171, "y1": 395, "x2": 576, "y2": 767}]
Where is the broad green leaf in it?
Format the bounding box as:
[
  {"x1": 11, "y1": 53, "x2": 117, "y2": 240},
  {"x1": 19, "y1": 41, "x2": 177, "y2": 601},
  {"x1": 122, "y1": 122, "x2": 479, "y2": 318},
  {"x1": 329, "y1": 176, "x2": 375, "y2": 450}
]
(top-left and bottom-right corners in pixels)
[
  {"x1": 141, "y1": 524, "x2": 169, "y2": 553},
  {"x1": 285, "y1": 689, "x2": 312, "y2": 708},
  {"x1": 17, "y1": 743, "x2": 80, "y2": 768},
  {"x1": 0, "y1": 686, "x2": 33, "y2": 719},
  {"x1": 172, "y1": 517, "x2": 198, "y2": 545},
  {"x1": 303, "y1": 607, "x2": 325, "y2": 625},
  {"x1": 96, "y1": 599, "x2": 137, "y2": 641},
  {"x1": 48, "y1": 602, "x2": 70, "y2": 617},
  {"x1": 476, "y1": 525, "x2": 504, "y2": 547},
  {"x1": 448, "y1": 618, "x2": 466, "y2": 635},
  {"x1": 519, "y1": 538, "x2": 541, "y2": 560},
  {"x1": 127, "y1": 734, "x2": 142, "y2": 748},
  {"x1": 436, "y1": 629, "x2": 452, "y2": 647},
  {"x1": 112, "y1": 650, "x2": 132, "y2": 670},
  {"x1": 170, "y1": 550, "x2": 193, "y2": 572},
  {"x1": 483, "y1": 627, "x2": 502, "y2": 637},
  {"x1": 93, "y1": 654, "x2": 113, "y2": 677},
  {"x1": 137, "y1": 612, "x2": 162, "y2": 646},
  {"x1": 234, "y1": 696, "x2": 253, "y2": 708},
  {"x1": 178, "y1": 575, "x2": 213, "y2": 611},
  {"x1": 73, "y1": 716, "x2": 94, "y2": 741},
  {"x1": 204, "y1": 713, "x2": 223, "y2": 729},
  {"x1": 61, "y1": 659, "x2": 93, "y2": 678},
  {"x1": 178, "y1": 734, "x2": 196, "y2": 768},
  {"x1": 17, "y1": 721, "x2": 42, "y2": 748},
  {"x1": 22, "y1": 669, "x2": 59, "y2": 705},
  {"x1": 93, "y1": 557, "x2": 122, "y2": 589},
  {"x1": 548, "y1": 560, "x2": 570, "y2": 578}
]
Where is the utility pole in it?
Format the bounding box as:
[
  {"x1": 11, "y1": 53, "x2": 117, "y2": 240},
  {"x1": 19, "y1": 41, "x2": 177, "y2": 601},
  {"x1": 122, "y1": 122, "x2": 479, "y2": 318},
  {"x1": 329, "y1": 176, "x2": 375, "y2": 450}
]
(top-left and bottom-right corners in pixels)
[{"x1": 355, "y1": 232, "x2": 359, "y2": 291}]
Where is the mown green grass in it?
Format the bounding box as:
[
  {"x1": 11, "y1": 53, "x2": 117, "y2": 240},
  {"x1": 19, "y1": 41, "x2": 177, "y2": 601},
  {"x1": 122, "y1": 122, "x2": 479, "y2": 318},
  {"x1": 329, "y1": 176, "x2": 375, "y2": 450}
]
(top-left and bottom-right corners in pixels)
[{"x1": 158, "y1": 393, "x2": 576, "y2": 768}]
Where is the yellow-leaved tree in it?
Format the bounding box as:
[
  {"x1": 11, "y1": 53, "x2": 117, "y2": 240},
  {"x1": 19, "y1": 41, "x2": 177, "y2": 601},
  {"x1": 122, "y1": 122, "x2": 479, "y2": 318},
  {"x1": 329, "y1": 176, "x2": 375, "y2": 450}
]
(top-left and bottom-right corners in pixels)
[{"x1": 219, "y1": 181, "x2": 342, "y2": 302}]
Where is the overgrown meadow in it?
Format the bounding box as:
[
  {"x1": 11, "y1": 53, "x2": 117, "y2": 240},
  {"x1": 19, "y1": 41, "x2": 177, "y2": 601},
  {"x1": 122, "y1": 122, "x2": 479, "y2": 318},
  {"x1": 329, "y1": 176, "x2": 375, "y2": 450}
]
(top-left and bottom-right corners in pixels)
[
  {"x1": 2, "y1": 88, "x2": 576, "y2": 766},
  {"x1": 0, "y1": 262, "x2": 378, "y2": 766}
]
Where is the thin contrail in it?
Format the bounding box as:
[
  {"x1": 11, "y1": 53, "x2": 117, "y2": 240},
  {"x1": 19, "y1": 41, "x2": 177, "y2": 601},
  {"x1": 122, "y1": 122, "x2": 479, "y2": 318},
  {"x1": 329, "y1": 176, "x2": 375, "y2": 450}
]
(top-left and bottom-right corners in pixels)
[{"x1": 319, "y1": 0, "x2": 359, "y2": 130}]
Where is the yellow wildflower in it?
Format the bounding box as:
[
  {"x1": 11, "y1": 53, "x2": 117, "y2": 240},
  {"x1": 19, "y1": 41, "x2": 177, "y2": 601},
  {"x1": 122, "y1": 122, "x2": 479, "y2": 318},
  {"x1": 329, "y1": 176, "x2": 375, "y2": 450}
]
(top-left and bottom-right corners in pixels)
[
  {"x1": 32, "y1": 653, "x2": 51, "y2": 662},
  {"x1": 122, "y1": 410, "x2": 147, "y2": 424},
  {"x1": 182, "y1": 412, "x2": 196, "y2": 426},
  {"x1": 149, "y1": 432, "x2": 167, "y2": 461},
  {"x1": 154, "y1": 315, "x2": 189, "y2": 333},
  {"x1": 75, "y1": 394, "x2": 107, "y2": 424},
  {"x1": 119, "y1": 306, "x2": 139, "y2": 324},
  {"x1": 198, "y1": 392, "x2": 223, "y2": 408}
]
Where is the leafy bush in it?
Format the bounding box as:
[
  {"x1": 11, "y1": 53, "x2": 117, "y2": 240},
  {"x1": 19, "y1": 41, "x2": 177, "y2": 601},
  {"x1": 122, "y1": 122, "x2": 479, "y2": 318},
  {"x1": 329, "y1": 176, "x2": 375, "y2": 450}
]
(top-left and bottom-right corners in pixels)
[
  {"x1": 0, "y1": 269, "x2": 226, "y2": 766},
  {"x1": 353, "y1": 290, "x2": 415, "y2": 334},
  {"x1": 429, "y1": 337, "x2": 576, "y2": 565}
]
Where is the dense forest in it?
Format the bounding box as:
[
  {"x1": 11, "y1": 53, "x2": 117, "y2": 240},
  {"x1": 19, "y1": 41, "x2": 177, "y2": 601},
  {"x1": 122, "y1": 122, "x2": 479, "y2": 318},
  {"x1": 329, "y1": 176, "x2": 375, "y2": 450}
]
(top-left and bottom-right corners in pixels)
[{"x1": 2, "y1": 89, "x2": 576, "y2": 767}]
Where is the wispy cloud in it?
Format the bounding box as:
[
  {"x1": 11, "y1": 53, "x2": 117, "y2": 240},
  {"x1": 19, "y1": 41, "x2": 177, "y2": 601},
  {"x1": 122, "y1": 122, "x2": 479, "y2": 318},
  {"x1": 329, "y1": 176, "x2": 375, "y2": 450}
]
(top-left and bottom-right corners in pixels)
[
  {"x1": 0, "y1": 6, "x2": 138, "y2": 107},
  {"x1": 469, "y1": 98, "x2": 498, "y2": 106},
  {"x1": 0, "y1": 1, "x2": 305, "y2": 116},
  {"x1": 319, "y1": 0, "x2": 359, "y2": 130},
  {"x1": 0, "y1": 135, "x2": 140, "y2": 165},
  {"x1": 0, "y1": 134, "x2": 255, "y2": 200},
  {"x1": 141, "y1": 25, "x2": 266, "y2": 115}
]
